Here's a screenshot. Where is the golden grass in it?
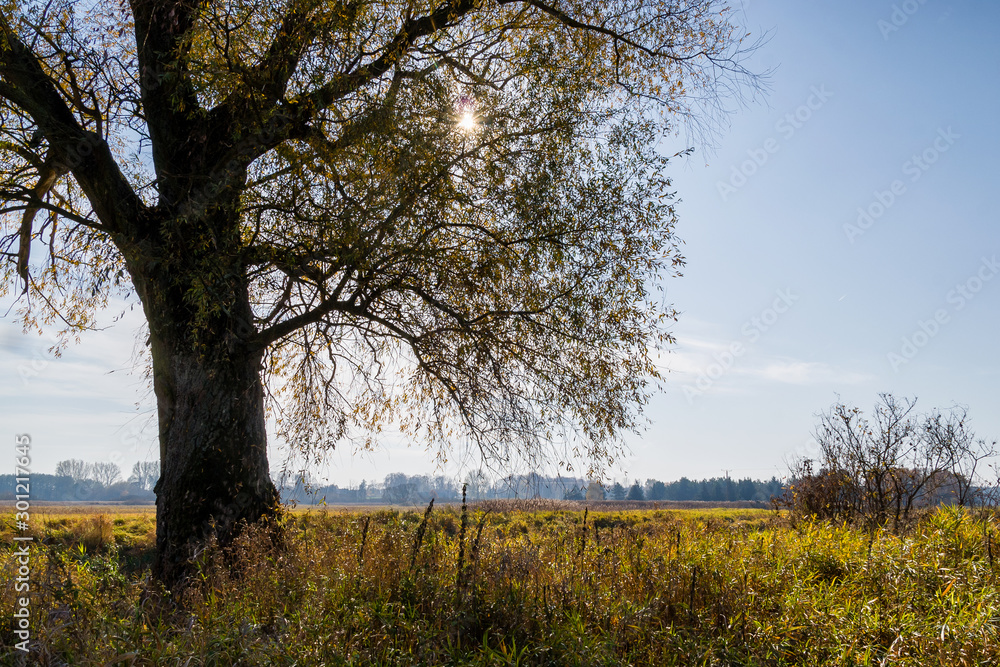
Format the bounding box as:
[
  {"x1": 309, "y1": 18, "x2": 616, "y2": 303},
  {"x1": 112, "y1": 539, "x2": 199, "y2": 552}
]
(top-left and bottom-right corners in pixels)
[
  {"x1": 0, "y1": 506, "x2": 156, "y2": 553},
  {"x1": 1, "y1": 504, "x2": 997, "y2": 665},
  {"x1": 0, "y1": 501, "x2": 157, "y2": 515}
]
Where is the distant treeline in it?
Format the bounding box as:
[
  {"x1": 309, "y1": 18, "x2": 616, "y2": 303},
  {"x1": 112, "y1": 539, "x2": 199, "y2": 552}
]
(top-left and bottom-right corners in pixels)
[
  {"x1": 1, "y1": 458, "x2": 158, "y2": 502},
  {"x1": 0, "y1": 473, "x2": 155, "y2": 502},
  {"x1": 581, "y1": 476, "x2": 785, "y2": 503},
  {"x1": 2, "y1": 467, "x2": 787, "y2": 506},
  {"x1": 278, "y1": 472, "x2": 788, "y2": 505}
]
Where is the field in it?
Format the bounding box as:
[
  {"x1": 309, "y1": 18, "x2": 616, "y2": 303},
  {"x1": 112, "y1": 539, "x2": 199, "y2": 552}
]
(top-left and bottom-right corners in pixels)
[{"x1": 2, "y1": 502, "x2": 998, "y2": 665}]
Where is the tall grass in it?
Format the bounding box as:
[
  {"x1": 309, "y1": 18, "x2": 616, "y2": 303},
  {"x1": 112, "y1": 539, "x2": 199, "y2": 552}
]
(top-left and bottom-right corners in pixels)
[{"x1": 1, "y1": 504, "x2": 998, "y2": 665}]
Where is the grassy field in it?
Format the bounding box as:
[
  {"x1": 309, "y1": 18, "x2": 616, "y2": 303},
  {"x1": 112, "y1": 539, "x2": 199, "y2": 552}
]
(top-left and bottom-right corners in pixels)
[{"x1": 2, "y1": 502, "x2": 998, "y2": 665}]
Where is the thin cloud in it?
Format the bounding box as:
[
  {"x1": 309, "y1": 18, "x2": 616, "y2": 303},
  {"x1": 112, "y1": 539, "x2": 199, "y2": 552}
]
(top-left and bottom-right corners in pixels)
[{"x1": 751, "y1": 360, "x2": 874, "y2": 386}]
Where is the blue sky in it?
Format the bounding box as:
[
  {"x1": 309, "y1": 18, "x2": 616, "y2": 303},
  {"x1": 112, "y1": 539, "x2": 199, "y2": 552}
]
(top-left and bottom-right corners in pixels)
[{"x1": 2, "y1": 0, "x2": 998, "y2": 487}]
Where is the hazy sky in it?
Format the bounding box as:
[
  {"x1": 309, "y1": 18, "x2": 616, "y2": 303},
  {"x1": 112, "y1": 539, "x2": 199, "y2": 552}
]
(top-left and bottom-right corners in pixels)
[{"x1": 2, "y1": 0, "x2": 998, "y2": 487}]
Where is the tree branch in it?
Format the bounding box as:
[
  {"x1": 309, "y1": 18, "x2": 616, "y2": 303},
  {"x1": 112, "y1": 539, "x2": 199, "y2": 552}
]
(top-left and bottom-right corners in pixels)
[
  {"x1": 0, "y1": 16, "x2": 144, "y2": 234},
  {"x1": 129, "y1": 0, "x2": 209, "y2": 199},
  {"x1": 232, "y1": 0, "x2": 479, "y2": 161},
  {"x1": 16, "y1": 152, "x2": 66, "y2": 291}
]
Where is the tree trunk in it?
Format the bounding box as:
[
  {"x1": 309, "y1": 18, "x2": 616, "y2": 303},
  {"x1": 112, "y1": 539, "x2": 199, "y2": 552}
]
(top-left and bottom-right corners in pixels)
[
  {"x1": 150, "y1": 337, "x2": 278, "y2": 588},
  {"x1": 125, "y1": 224, "x2": 279, "y2": 589}
]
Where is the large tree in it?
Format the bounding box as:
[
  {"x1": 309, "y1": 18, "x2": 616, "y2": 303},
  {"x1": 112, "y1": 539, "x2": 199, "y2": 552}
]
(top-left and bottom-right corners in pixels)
[{"x1": 1, "y1": 0, "x2": 754, "y2": 586}]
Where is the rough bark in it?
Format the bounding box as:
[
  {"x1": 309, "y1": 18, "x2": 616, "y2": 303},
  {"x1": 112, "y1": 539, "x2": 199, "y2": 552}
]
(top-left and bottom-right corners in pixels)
[
  {"x1": 124, "y1": 212, "x2": 279, "y2": 589},
  {"x1": 148, "y1": 328, "x2": 278, "y2": 588}
]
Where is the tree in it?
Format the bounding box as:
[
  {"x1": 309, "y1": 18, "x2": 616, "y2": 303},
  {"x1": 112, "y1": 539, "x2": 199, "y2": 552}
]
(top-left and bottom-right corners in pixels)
[
  {"x1": 383, "y1": 472, "x2": 416, "y2": 504},
  {"x1": 675, "y1": 476, "x2": 698, "y2": 500},
  {"x1": 646, "y1": 479, "x2": 667, "y2": 500},
  {"x1": 0, "y1": 0, "x2": 755, "y2": 586},
  {"x1": 585, "y1": 480, "x2": 604, "y2": 501},
  {"x1": 90, "y1": 461, "x2": 122, "y2": 487},
  {"x1": 789, "y1": 394, "x2": 996, "y2": 530},
  {"x1": 464, "y1": 469, "x2": 490, "y2": 501},
  {"x1": 610, "y1": 482, "x2": 626, "y2": 501},
  {"x1": 626, "y1": 482, "x2": 645, "y2": 501},
  {"x1": 431, "y1": 475, "x2": 458, "y2": 501},
  {"x1": 783, "y1": 458, "x2": 856, "y2": 522},
  {"x1": 736, "y1": 477, "x2": 755, "y2": 501},
  {"x1": 921, "y1": 406, "x2": 996, "y2": 507},
  {"x1": 129, "y1": 460, "x2": 160, "y2": 492},
  {"x1": 563, "y1": 486, "x2": 583, "y2": 501},
  {"x1": 54, "y1": 458, "x2": 91, "y2": 481}
]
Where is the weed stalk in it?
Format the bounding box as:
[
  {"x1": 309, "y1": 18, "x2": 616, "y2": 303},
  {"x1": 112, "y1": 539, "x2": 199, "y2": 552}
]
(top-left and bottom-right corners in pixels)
[
  {"x1": 457, "y1": 484, "x2": 469, "y2": 598},
  {"x1": 409, "y1": 498, "x2": 435, "y2": 572}
]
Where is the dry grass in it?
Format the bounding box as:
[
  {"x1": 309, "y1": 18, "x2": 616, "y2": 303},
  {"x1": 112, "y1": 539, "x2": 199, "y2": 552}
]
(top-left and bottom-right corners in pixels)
[
  {"x1": 1, "y1": 504, "x2": 998, "y2": 665},
  {"x1": 0, "y1": 508, "x2": 157, "y2": 554},
  {"x1": 0, "y1": 502, "x2": 156, "y2": 515}
]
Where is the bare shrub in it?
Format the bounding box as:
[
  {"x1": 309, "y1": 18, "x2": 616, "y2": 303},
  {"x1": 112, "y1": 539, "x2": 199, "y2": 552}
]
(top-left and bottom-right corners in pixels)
[{"x1": 786, "y1": 394, "x2": 997, "y2": 530}]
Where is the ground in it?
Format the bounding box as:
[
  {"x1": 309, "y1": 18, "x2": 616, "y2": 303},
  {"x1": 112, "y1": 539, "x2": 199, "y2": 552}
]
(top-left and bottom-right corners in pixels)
[{"x1": 1, "y1": 501, "x2": 997, "y2": 665}]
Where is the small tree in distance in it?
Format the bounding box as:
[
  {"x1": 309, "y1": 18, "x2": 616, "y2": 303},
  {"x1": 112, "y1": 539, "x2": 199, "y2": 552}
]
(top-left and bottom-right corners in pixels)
[
  {"x1": 586, "y1": 480, "x2": 605, "y2": 501},
  {"x1": 55, "y1": 459, "x2": 91, "y2": 482},
  {"x1": 129, "y1": 461, "x2": 160, "y2": 492},
  {"x1": 646, "y1": 479, "x2": 668, "y2": 501},
  {"x1": 90, "y1": 462, "x2": 122, "y2": 487},
  {"x1": 626, "y1": 482, "x2": 646, "y2": 501}
]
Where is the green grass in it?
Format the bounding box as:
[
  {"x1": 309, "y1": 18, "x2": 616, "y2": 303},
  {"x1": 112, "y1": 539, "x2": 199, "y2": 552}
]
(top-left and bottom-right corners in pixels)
[{"x1": 2, "y1": 503, "x2": 998, "y2": 665}]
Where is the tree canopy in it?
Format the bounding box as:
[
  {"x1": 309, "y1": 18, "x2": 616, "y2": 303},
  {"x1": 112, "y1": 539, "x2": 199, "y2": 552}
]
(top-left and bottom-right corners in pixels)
[{"x1": 0, "y1": 0, "x2": 757, "y2": 584}]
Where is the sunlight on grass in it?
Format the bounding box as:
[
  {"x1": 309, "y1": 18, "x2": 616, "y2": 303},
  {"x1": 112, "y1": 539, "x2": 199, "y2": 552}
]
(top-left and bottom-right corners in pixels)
[{"x1": 1, "y1": 504, "x2": 998, "y2": 664}]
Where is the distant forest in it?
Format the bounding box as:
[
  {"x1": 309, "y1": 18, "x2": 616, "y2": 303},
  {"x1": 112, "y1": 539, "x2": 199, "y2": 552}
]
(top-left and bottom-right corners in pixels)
[
  {"x1": 279, "y1": 472, "x2": 787, "y2": 505},
  {"x1": 0, "y1": 473, "x2": 155, "y2": 502},
  {"x1": 2, "y1": 466, "x2": 786, "y2": 505},
  {"x1": 1, "y1": 458, "x2": 158, "y2": 502}
]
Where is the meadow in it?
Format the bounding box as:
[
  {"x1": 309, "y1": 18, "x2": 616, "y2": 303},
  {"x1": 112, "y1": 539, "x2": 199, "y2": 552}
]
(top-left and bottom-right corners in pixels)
[{"x1": 1, "y1": 501, "x2": 998, "y2": 665}]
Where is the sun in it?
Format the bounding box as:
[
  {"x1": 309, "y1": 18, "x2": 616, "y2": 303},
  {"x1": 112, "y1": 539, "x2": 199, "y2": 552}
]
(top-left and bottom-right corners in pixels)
[
  {"x1": 458, "y1": 110, "x2": 477, "y2": 132},
  {"x1": 455, "y1": 94, "x2": 478, "y2": 132}
]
